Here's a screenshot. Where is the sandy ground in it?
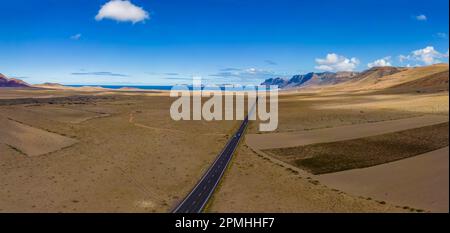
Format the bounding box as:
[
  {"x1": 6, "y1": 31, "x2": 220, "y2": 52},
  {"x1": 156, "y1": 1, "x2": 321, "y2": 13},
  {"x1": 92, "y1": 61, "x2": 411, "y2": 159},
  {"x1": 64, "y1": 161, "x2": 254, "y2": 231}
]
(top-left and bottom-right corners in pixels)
[
  {"x1": 317, "y1": 147, "x2": 449, "y2": 213},
  {"x1": 20, "y1": 106, "x2": 109, "y2": 124},
  {"x1": 0, "y1": 83, "x2": 448, "y2": 212},
  {"x1": 0, "y1": 91, "x2": 236, "y2": 212},
  {"x1": 260, "y1": 91, "x2": 448, "y2": 134},
  {"x1": 209, "y1": 145, "x2": 403, "y2": 213},
  {"x1": 0, "y1": 88, "x2": 91, "y2": 99},
  {"x1": 247, "y1": 115, "x2": 449, "y2": 149},
  {"x1": 242, "y1": 88, "x2": 448, "y2": 212},
  {"x1": 263, "y1": 122, "x2": 448, "y2": 175},
  {"x1": 0, "y1": 88, "x2": 404, "y2": 213},
  {"x1": 240, "y1": 86, "x2": 448, "y2": 212},
  {"x1": 0, "y1": 116, "x2": 78, "y2": 156},
  {"x1": 317, "y1": 93, "x2": 449, "y2": 115}
]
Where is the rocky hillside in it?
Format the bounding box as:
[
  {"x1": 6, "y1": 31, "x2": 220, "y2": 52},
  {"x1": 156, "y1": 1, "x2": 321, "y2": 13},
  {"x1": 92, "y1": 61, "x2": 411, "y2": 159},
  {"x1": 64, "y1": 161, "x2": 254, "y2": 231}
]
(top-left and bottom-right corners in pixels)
[
  {"x1": 341, "y1": 66, "x2": 406, "y2": 86},
  {"x1": 262, "y1": 71, "x2": 359, "y2": 88},
  {"x1": 0, "y1": 73, "x2": 30, "y2": 88},
  {"x1": 386, "y1": 70, "x2": 449, "y2": 93},
  {"x1": 261, "y1": 77, "x2": 288, "y2": 87},
  {"x1": 261, "y1": 64, "x2": 448, "y2": 93}
]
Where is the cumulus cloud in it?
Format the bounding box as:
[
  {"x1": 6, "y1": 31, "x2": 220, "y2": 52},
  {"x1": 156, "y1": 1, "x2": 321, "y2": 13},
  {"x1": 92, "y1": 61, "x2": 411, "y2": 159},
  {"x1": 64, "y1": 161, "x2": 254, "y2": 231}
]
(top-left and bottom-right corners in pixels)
[
  {"x1": 415, "y1": 14, "x2": 427, "y2": 21},
  {"x1": 399, "y1": 46, "x2": 449, "y2": 65},
  {"x1": 367, "y1": 56, "x2": 392, "y2": 68},
  {"x1": 95, "y1": 0, "x2": 149, "y2": 23},
  {"x1": 315, "y1": 53, "x2": 360, "y2": 72},
  {"x1": 405, "y1": 64, "x2": 421, "y2": 68},
  {"x1": 399, "y1": 55, "x2": 409, "y2": 63},
  {"x1": 70, "y1": 33, "x2": 82, "y2": 40}
]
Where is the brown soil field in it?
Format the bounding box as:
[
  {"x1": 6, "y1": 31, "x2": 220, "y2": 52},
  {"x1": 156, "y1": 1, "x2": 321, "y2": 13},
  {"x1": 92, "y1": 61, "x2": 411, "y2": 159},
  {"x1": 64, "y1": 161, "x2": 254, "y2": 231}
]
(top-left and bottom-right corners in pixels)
[
  {"x1": 316, "y1": 93, "x2": 449, "y2": 116},
  {"x1": 247, "y1": 115, "x2": 449, "y2": 150},
  {"x1": 1, "y1": 82, "x2": 448, "y2": 212},
  {"x1": 208, "y1": 145, "x2": 404, "y2": 213},
  {"x1": 317, "y1": 147, "x2": 449, "y2": 213},
  {"x1": 21, "y1": 106, "x2": 109, "y2": 124},
  {"x1": 0, "y1": 116, "x2": 78, "y2": 156},
  {"x1": 0, "y1": 91, "x2": 236, "y2": 212},
  {"x1": 250, "y1": 91, "x2": 447, "y2": 134},
  {"x1": 384, "y1": 70, "x2": 449, "y2": 94},
  {"x1": 265, "y1": 122, "x2": 449, "y2": 174},
  {"x1": 0, "y1": 88, "x2": 406, "y2": 213}
]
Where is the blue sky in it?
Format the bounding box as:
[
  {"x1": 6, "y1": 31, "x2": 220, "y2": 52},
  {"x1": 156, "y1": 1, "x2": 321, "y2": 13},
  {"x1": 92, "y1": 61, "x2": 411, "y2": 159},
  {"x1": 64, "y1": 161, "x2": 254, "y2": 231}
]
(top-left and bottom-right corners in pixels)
[{"x1": 0, "y1": 0, "x2": 448, "y2": 85}]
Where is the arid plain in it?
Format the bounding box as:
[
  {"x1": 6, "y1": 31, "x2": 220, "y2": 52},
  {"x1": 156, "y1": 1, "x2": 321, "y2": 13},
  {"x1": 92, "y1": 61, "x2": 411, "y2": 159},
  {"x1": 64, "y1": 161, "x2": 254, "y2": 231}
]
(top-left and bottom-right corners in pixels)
[{"x1": 0, "y1": 64, "x2": 449, "y2": 213}]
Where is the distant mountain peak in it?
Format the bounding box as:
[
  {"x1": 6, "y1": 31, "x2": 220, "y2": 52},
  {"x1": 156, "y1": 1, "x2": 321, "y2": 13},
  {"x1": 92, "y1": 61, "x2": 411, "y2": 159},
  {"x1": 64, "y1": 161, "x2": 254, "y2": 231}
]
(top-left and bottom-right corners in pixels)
[
  {"x1": 0, "y1": 73, "x2": 30, "y2": 87},
  {"x1": 261, "y1": 77, "x2": 288, "y2": 87}
]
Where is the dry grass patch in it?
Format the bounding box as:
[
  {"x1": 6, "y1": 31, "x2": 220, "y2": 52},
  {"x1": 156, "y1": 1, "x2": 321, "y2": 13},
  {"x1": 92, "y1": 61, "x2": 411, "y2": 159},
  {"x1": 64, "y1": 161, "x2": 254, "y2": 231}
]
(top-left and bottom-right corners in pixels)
[
  {"x1": 265, "y1": 122, "x2": 449, "y2": 174},
  {"x1": 23, "y1": 106, "x2": 108, "y2": 124},
  {"x1": 0, "y1": 92, "x2": 238, "y2": 212},
  {"x1": 0, "y1": 116, "x2": 78, "y2": 156},
  {"x1": 209, "y1": 145, "x2": 403, "y2": 213}
]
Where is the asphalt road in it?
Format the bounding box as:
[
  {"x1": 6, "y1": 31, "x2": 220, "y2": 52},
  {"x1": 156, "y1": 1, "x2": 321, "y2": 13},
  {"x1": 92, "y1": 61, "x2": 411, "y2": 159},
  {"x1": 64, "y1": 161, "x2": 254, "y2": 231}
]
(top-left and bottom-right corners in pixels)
[{"x1": 173, "y1": 105, "x2": 255, "y2": 213}]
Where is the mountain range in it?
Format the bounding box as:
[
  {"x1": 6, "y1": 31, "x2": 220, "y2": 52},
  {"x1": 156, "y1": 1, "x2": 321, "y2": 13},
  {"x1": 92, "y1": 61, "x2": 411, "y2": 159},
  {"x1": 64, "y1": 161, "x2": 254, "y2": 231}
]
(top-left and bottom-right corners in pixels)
[
  {"x1": 261, "y1": 63, "x2": 449, "y2": 93},
  {"x1": 262, "y1": 67, "x2": 404, "y2": 88}
]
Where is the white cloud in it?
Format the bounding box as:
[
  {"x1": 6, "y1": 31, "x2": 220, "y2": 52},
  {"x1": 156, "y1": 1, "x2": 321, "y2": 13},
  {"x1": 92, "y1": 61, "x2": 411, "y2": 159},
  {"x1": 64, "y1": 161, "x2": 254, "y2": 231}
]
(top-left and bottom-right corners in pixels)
[
  {"x1": 436, "y1": 32, "x2": 448, "y2": 39},
  {"x1": 415, "y1": 14, "x2": 427, "y2": 21},
  {"x1": 406, "y1": 64, "x2": 421, "y2": 68},
  {"x1": 245, "y1": 68, "x2": 263, "y2": 74},
  {"x1": 399, "y1": 55, "x2": 409, "y2": 63},
  {"x1": 95, "y1": 0, "x2": 149, "y2": 23},
  {"x1": 70, "y1": 33, "x2": 81, "y2": 40},
  {"x1": 413, "y1": 47, "x2": 439, "y2": 64},
  {"x1": 315, "y1": 53, "x2": 360, "y2": 72},
  {"x1": 399, "y1": 46, "x2": 449, "y2": 65},
  {"x1": 368, "y1": 56, "x2": 392, "y2": 68}
]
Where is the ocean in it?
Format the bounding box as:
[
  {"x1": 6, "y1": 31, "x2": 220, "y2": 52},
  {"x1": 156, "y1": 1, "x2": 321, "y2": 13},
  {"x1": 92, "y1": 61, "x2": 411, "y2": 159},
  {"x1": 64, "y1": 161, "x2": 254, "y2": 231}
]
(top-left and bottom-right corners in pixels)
[
  {"x1": 67, "y1": 85, "x2": 174, "y2": 90},
  {"x1": 67, "y1": 85, "x2": 273, "y2": 91}
]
